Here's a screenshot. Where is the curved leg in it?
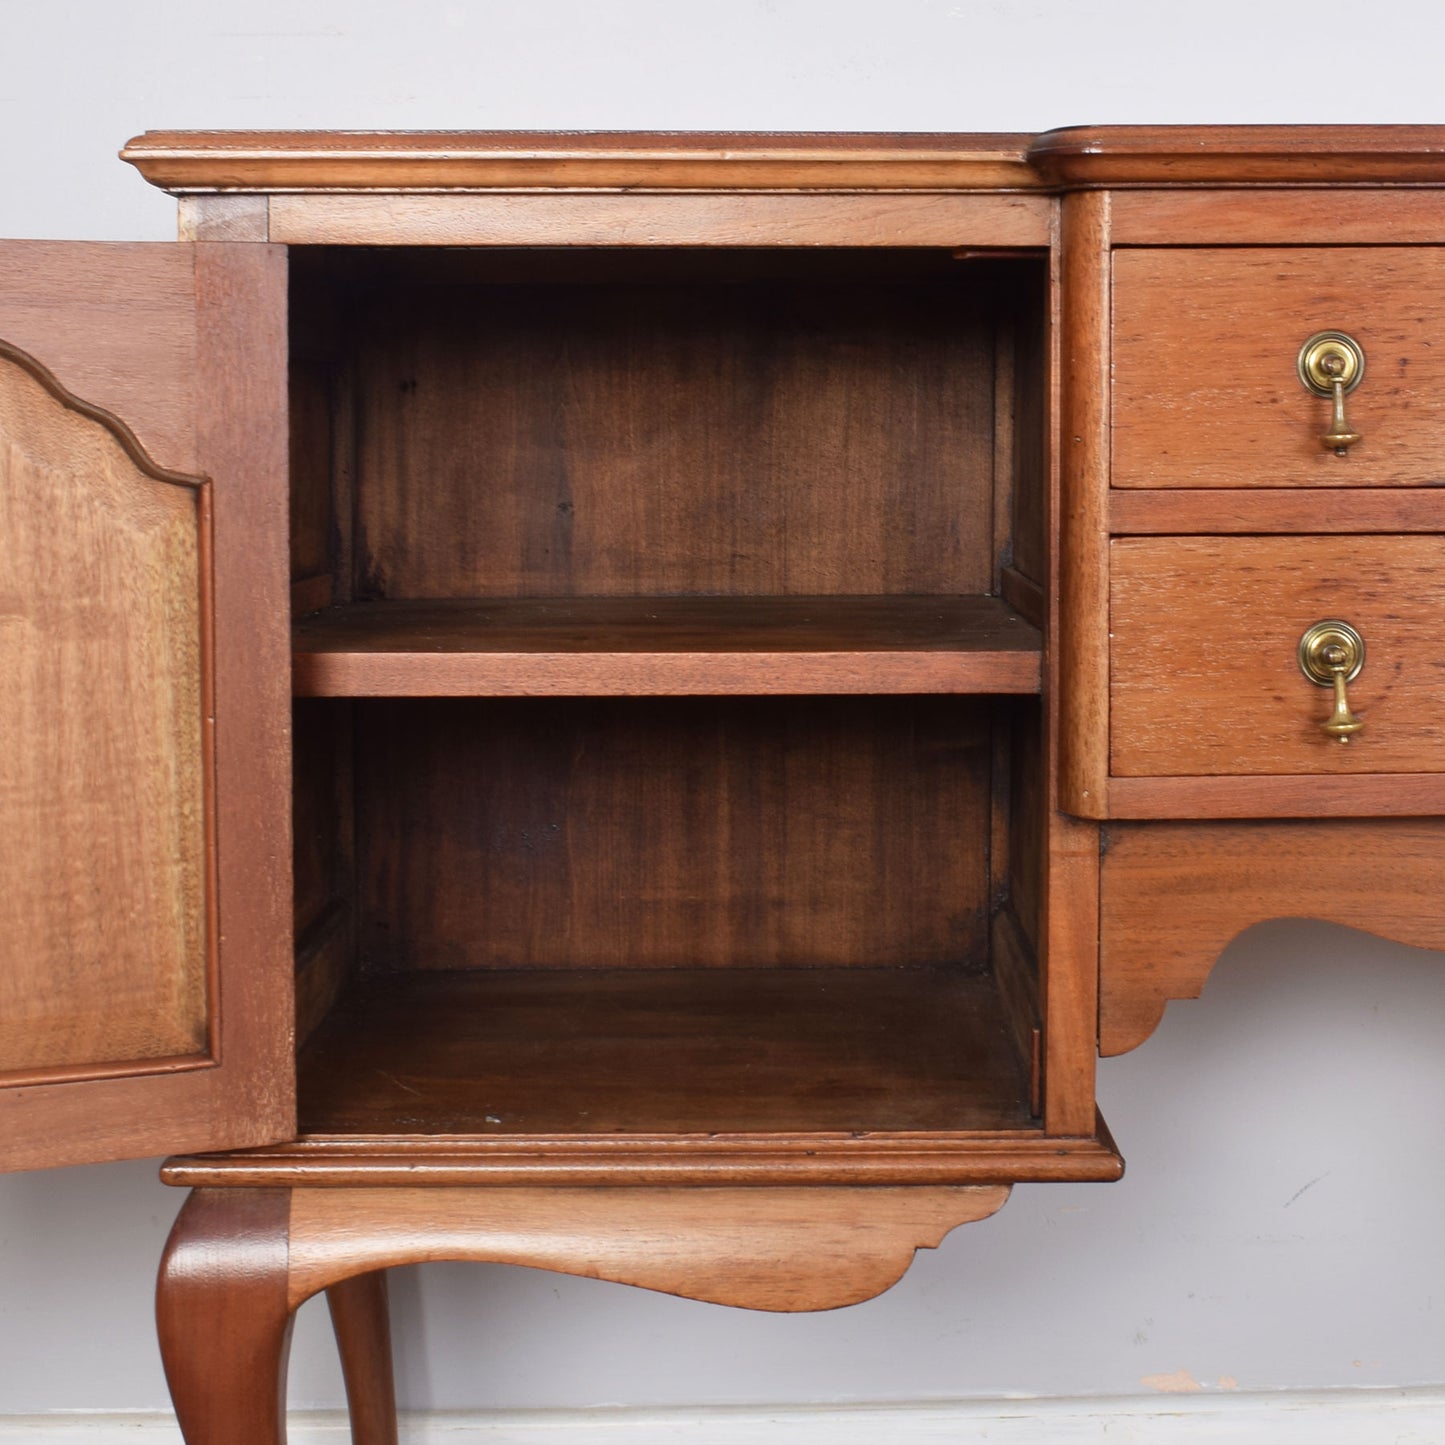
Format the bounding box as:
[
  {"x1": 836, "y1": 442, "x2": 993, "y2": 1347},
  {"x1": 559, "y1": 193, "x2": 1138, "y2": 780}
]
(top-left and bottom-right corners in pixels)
[
  {"x1": 156, "y1": 1188, "x2": 295, "y2": 1445},
  {"x1": 326, "y1": 1270, "x2": 399, "y2": 1445}
]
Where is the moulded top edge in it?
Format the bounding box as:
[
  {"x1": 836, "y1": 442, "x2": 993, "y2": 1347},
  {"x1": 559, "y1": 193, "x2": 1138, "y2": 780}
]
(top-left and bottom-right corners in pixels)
[
  {"x1": 1029, "y1": 124, "x2": 1445, "y2": 186},
  {"x1": 122, "y1": 127, "x2": 1445, "y2": 196},
  {"x1": 120, "y1": 129, "x2": 1042, "y2": 194}
]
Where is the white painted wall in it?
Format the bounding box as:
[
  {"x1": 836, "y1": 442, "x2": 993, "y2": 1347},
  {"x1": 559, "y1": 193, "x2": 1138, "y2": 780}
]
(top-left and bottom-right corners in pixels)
[{"x1": 2, "y1": 0, "x2": 1444, "y2": 1418}]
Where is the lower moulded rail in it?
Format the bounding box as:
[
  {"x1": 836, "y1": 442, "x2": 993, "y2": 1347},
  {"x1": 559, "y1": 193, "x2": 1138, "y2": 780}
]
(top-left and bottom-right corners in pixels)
[{"x1": 160, "y1": 1117, "x2": 1124, "y2": 1189}]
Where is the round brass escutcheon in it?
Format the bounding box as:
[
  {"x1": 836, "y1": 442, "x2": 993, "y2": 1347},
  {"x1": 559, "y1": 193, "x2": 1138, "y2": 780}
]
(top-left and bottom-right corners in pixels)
[
  {"x1": 1298, "y1": 619, "x2": 1366, "y2": 743},
  {"x1": 1297, "y1": 331, "x2": 1365, "y2": 397},
  {"x1": 1298, "y1": 619, "x2": 1365, "y2": 685}
]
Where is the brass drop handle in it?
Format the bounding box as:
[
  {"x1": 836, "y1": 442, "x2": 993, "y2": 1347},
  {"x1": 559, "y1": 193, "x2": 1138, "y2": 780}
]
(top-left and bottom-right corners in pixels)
[
  {"x1": 1298, "y1": 620, "x2": 1365, "y2": 743},
  {"x1": 1297, "y1": 331, "x2": 1365, "y2": 455}
]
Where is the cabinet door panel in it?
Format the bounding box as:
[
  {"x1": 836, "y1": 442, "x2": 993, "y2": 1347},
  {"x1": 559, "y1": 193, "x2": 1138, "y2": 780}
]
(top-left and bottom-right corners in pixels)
[
  {"x1": 0, "y1": 242, "x2": 294, "y2": 1171},
  {"x1": 0, "y1": 343, "x2": 209, "y2": 1076}
]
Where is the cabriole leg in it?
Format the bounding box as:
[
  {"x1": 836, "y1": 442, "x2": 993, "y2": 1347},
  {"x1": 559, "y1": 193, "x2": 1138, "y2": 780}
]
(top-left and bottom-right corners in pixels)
[
  {"x1": 326, "y1": 1269, "x2": 399, "y2": 1445},
  {"x1": 156, "y1": 1188, "x2": 295, "y2": 1445}
]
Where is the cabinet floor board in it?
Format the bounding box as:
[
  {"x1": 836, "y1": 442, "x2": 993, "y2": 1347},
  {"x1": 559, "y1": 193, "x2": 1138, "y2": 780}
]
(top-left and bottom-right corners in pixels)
[{"x1": 297, "y1": 966, "x2": 1032, "y2": 1138}]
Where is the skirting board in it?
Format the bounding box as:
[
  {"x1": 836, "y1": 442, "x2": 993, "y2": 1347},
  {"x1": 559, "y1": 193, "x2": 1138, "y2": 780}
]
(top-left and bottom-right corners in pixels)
[{"x1": 5, "y1": 1391, "x2": 1445, "y2": 1444}]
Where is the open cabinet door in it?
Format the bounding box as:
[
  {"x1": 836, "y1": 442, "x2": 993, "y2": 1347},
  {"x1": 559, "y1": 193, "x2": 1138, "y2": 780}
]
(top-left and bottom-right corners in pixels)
[{"x1": 0, "y1": 241, "x2": 293, "y2": 1170}]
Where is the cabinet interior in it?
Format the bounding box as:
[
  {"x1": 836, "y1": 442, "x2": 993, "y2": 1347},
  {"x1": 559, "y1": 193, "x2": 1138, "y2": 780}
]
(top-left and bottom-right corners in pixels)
[{"x1": 287, "y1": 245, "x2": 1049, "y2": 1144}]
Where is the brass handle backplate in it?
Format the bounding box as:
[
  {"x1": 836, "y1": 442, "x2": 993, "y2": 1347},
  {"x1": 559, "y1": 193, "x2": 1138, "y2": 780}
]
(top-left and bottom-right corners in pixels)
[
  {"x1": 1298, "y1": 619, "x2": 1365, "y2": 743},
  {"x1": 1297, "y1": 331, "x2": 1365, "y2": 455}
]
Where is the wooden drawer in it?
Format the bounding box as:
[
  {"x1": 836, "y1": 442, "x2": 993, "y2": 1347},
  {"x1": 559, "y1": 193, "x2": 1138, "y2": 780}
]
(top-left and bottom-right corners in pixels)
[
  {"x1": 1110, "y1": 536, "x2": 1445, "y2": 777},
  {"x1": 1112, "y1": 247, "x2": 1445, "y2": 488}
]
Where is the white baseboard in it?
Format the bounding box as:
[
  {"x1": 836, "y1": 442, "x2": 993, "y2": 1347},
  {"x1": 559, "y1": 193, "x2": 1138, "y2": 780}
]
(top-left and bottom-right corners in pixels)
[{"x1": 4, "y1": 1390, "x2": 1444, "y2": 1443}]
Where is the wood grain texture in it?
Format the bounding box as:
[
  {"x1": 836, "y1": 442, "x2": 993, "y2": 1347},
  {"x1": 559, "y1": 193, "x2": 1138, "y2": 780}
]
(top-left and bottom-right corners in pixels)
[
  {"x1": 0, "y1": 242, "x2": 197, "y2": 471},
  {"x1": 353, "y1": 697, "x2": 992, "y2": 973},
  {"x1": 284, "y1": 1185, "x2": 1012, "y2": 1312},
  {"x1": 1031, "y1": 125, "x2": 1445, "y2": 186},
  {"x1": 1110, "y1": 188, "x2": 1445, "y2": 245},
  {"x1": 326, "y1": 1272, "x2": 398, "y2": 1445},
  {"x1": 1109, "y1": 487, "x2": 1445, "y2": 535},
  {"x1": 269, "y1": 193, "x2": 1049, "y2": 248},
  {"x1": 192, "y1": 243, "x2": 297, "y2": 1151},
  {"x1": 292, "y1": 596, "x2": 1041, "y2": 697},
  {"x1": 1056, "y1": 191, "x2": 1111, "y2": 818},
  {"x1": 1113, "y1": 248, "x2": 1445, "y2": 489},
  {"x1": 349, "y1": 276, "x2": 998, "y2": 600},
  {"x1": 156, "y1": 1188, "x2": 295, "y2": 1445},
  {"x1": 1039, "y1": 812, "x2": 1099, "y2": 1136},
  {"x1": 0, "y1": 344, "x2": 209, "y2": 1078},
  {"x1": 1100, "y1": 819, "x2": 1445, "y2": 1055},
  {"x1": 1110, "y1": 536, "x2": 1445, "y2": 779},
  {"x1": 297, "y1": 967, "x2": 1032, "y2": 1137},
  {"x1": 176, "y1": 196, "x2": 269, "y2": 242},
  {"x1": 1107, "y1": 772, "x2": 1445, "y2": 819},
  {"x1": 123, "y1": 129, "x2": 1041, "y2": 192}
]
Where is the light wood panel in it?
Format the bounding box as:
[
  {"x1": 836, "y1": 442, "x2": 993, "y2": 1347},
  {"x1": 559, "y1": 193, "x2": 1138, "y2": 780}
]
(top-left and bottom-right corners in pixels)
[
  {"x1": 1100, "y1": 819, "x2": 1445, "y2": 1055},
  {"x1": 1110, "y1": 536, "x2": 1445, "y2": 779},
  {"x1": 1056, "y1": 191, "x2": 1112, "y2": 818},
  {"x1": 354, "y1": 696, "x2": 993, "y2": 972},
  {"x1": 269, "y1": 193, "x2": 1050, "y2": 248},
  {"x1": 1110, "y1": 487, "x2": 1445, "y2": 535},
  {"x1": 0, "y1": 344, "x2": 208, "y2": 1078},
  {"x1": 0, "y1": 243, "x2": 295, "y2": 1172},
  {"x1": 1111, "y1": 189, "x2": 1445, "y2": 245},
  {"x1": 192, "y1": 243, "x2": 297, "y2": 1153},
  {"x1": 284, "y1": 1184, "x2": 1012, "y2": 1312},
  {"x1": 1113, "y1": 247, "x2": 1445, "y2": 489},
  {"x1": 292, "y1": 595, "x2": 1041, "y2": 697},
  {"x1": 0, "y1": 242, "x2": 197, "y2": 471},
  {"x1": 1107, "y1": 772, "x2": 1445, "y2": 819}
]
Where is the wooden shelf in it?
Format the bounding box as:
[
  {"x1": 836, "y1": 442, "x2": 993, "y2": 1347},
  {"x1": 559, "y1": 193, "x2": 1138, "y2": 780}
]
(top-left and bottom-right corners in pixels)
[
  {"x1": 291, "y1": 595, "x2": 1042, "y2": 697},
  {"x1": 297, "y1": 966, "x2": 1034, "y2": 1139}
]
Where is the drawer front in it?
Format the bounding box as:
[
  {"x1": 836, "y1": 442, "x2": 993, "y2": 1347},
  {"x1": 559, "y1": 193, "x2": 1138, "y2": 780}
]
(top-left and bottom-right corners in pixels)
[
  {"x1": 1112, "y1": 247, "x2": 1445, "y2": 488},
  {"x1": 1110, "y1": 536, "x2": 1445, "y2": 777}
]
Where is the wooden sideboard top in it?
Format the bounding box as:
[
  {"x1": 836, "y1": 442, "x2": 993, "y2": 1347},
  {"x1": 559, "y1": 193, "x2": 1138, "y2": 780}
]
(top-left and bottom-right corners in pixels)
[
  {"x1": 121, "y1": 127, "x2": 1445, "y2": 193},
  {"x1": 119, "y1": 131, "x2": 1040, "y2": 193}
]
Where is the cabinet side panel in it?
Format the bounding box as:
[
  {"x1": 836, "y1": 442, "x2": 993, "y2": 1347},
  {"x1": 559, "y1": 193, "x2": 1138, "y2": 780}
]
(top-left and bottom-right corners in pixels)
[
  {"x1": 0, "y1": 353, "x2": 208, "y2": 1075},
  {"x1": 195, "y1": 242, "x2": 296, "y2": 1146}
]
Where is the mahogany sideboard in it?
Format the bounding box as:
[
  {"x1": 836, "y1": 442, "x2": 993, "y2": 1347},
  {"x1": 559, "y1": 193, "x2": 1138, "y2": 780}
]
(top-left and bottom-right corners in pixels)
[{"x1": 4, "y1": 127, "x2": 1445, "y2": 1442}]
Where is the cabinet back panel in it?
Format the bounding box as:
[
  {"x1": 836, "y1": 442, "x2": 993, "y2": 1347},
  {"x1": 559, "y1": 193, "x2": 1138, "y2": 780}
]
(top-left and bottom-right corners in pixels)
[
  {"x1": 354, "y1": 697, "x2": 992, "y2": 972},
  {"x1": 350, "y1": 277, "x2": 997, "y2": 599}
]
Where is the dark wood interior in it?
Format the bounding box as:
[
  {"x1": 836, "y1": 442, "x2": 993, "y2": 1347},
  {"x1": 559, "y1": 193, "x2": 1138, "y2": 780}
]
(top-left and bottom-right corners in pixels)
[{"x1": 287, "y1": 244, "x2": 1049, "y2": 1145}]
